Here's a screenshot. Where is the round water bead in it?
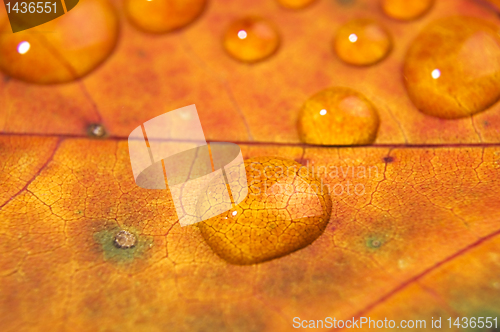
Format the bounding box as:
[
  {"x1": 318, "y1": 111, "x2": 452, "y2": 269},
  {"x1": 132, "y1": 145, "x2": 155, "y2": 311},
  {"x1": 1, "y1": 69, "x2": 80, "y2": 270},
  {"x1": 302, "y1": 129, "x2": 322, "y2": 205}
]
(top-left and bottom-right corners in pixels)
[
  {"x1": 298, "y1": 87, "x2": 380, "y2": 145},
  {"x1": 382, "y1": 0, "x2": 434, "y2": 21},
  {"x1": 0, "y1": 0, "x2": 119, "y2": 84},
  {"x1": 125, "y1": 0, "x2": 206, "y2": 33},
  {"x1": 198, "y1": 157, "x2": 332, "y2": 265},
  {"x1": 404, "y1": 16, "x2": 500, "y2": 119},
  {"x1": 333, "y1": 19, "x2": 392, "y2": 66},
  {"x1": 223, "y1": 17, "x2": 280, "y2": 63}
]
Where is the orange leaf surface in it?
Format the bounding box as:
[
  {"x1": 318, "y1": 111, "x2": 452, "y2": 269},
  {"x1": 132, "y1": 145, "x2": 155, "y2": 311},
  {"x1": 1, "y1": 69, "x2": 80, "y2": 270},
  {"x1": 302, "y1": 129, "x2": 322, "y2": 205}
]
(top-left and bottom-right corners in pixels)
[{"x1": 1, "y1": 0, "x2": 500, "y2": 331}]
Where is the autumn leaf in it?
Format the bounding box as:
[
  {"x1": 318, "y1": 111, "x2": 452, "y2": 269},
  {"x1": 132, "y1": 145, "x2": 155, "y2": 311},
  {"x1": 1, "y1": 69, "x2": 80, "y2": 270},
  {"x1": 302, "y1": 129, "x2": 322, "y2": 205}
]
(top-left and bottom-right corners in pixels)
[{"x1": 1, "y1": 0, "x2": 500, "y2": 331}]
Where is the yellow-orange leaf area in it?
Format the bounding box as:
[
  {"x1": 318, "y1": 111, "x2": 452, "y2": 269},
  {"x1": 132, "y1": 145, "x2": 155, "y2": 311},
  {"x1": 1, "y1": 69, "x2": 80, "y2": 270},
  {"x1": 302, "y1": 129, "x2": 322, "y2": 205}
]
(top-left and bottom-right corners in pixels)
[
  {"x1": 197, "y1": 157, "x2": 331, "y2": 265},
  {"x1": 2, "y1": 0, "x2": 500, "y2": 144},
  {"x1": 1, "y1": 136, "x2": 500, "y2": 331}
]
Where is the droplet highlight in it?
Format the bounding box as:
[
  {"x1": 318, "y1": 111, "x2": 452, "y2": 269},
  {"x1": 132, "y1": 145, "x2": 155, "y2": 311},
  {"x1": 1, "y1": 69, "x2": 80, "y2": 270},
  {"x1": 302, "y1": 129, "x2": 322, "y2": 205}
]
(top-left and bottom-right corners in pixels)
[
  {"x1": 298, "y1": 87, "x2": 380, "y2": 145},
  {"x1": 333, "y1": 19, "x2": 392, "y2": 66},
  {"x1": 382, "y1": 0, "x2": 434, "y2": 21},
  {"x1": 198, "y1": 157, "x2": 332, "y2": 265},
  {"x1": 404, "y1": 16, "x2": 500, "y2": 119},
  {"x1": 276, "y1": 0, "x2": 316, "y2": 9},
  {"x1": 223, "y1": 17, "x2": 280, "y2": 63},
  {"x1": 17, "y1": 41, "x2": 30, "y2": 55},
  {"x1": 125, "y1": 0, "x2": 206, "y2": 33},
  {"x1": 0, "y1": 0, "x2": 119, "y2": 84}
]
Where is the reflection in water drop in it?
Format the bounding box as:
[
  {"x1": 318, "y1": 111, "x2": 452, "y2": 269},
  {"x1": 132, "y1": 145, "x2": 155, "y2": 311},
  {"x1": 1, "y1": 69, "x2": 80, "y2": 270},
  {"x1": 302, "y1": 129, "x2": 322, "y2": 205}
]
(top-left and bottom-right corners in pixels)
[
  {"x1": 223, "y1": 17, "x2": 280, "y2": 63},
  {"x1": 298, "y1": 87, "x2": 380, "y2": 145},
  {"x1": 198, "y1": 157, "x2": 332, "y2": 265},
  {"x1": 238, "y1": 30, "x2": 247, "y2": 39},
  {"x1": 126, "y1": 0, "x2": 206, "y2": 33},
  {"x1": 334, "y1": 19, "x2": 392, "y2": 66},
  {"x1": 17, "y1": 41, "x2": 30, "y2": 54},
  {"x1": 431, "y1": 69, "x2": 440, "y2": 79},
  {"x1": 404, "y1": 16, "x2": 500, "y2": 118},
  {"x1": 0, "y1": 0, "x2": 118, "y2": 84},
  {"x1": 382, "y1": 0, "x2": 434, "y2": 21}
]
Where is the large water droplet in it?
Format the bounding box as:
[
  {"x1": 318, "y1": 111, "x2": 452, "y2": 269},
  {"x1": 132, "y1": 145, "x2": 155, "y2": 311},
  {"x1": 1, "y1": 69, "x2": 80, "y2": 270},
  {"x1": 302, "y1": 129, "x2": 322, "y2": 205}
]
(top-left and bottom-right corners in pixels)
[
  {"x1": 125, "y1": 0, "x2": 206, "y2": 33},
  {"x1": 0, "y1": 0, "x2": 118, "y2": 84},
  {"x1": 382, "y1": 0, "x2": 434, "y2": 21},
  {"x1": 223, "y1": 17, "x2": 280, "y2": 63},
  {"x1": 198, "y1": 157, "x2": 331, "y2": 265},
  {"x1": 298, "y1": 87, "x2": 380, "y2": 145},
  {"x1": 333, "y1": 19, "x2": 392, "y2": 66},
  {"x1": 276, "y1": 0, "x2": 316, "y2": 9},
  {"x1": 404, "y1": 16, "x2": 500, "y2": 119}
]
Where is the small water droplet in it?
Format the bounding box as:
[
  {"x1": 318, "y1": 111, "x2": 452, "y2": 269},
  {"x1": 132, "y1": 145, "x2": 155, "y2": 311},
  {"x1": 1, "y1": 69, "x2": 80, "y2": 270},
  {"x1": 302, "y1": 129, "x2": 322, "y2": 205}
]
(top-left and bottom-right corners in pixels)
[
  {"x1": 114, "y1": 230, "x2": 137, "y2": 249},
  {"x1": 371, "y1": 240, "x2": 381, "y2": 248},
  {"x1": 382, "y1": 0, "x2": 434, "y2": 21},
  {"x1": 223, "y1": 17, "x2": 280, "y2": 63},
  {"x1": 333, "y1": 19, "x2": 392, "y2": 66},
  {"x1": 0, "y1": 0, "x2": 118, "y2": 84},
  {"x1": 125, "y1": 0, "x2": 206, "y2": 33},
  {"x1": 298, "y1": 87, "x2": 380, "y2": 145},
  {"x1": 404, "y1": 16, "x2": 500, "y2": 118},
  {"x1": 275, "y1": 0, "x2": 316, "y2": 9},
  {"x1": 88, "y1": 124, "x2": 107, "y2": 138},
  {"x1": 198, "y1": 157, "x2": 332, "y2": 265}
]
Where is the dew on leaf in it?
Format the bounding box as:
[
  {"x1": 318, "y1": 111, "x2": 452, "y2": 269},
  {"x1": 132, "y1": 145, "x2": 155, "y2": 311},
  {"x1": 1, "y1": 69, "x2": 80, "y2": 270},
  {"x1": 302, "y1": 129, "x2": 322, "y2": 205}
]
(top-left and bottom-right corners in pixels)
[
  {"x1": 404, "y1": 16, "x2": 500, "y2": 119},
  {"x1": 0, "y1": 0, "x2": 118, "y2": 84},
  {"x1": 223, "y1": 17, "x2": 280, "y2": 63},
  {"x1": 94, "y1": 225, "x2": 152, "y2": 264},
  {"x1": 87, "y1": 124, "x2": 107, "y2": 138},
  {"x1": 197, "y1": 157, "x2": 332, "y2": 265},
  {"x1": 125, "y1": 0, "x2": 206, "y2": 33},
  {"x1": 114, "y1": 230, "x2": 137, "y2": 249},
  {"x1": 382, "y1": 0, "x2": 434, "y2": 21},
  {"x1": 333, "y1": 19, "x2": 392, "y2": 66},
  {"x1": 298, "y1": 87, "x2": 380, "y2": 145},
  {"x1": 276, "y1": 0, "x2": 316, "y2": 9}
]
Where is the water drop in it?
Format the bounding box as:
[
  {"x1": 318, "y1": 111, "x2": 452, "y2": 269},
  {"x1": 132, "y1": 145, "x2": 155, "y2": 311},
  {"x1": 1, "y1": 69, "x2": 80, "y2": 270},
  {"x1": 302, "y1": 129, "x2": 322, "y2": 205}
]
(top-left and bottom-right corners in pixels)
[
  {"x1": 223, "y1": 17, "x2": 280, "y2": 63},
  {"x1": 114, "y1": 230, "x2": 137, "y2": 249},
  {"x1": 333, "y1": 19, "x2": 392, "y2": 66},
  {"x1": 198, "y1": 157, "x2": 332, "y2": 265},
  {"x1": 382, "y1": 0, "x2": 434, "y2": 21},
  {"x1": 0, "y1": 0, "x2": 118, "y2": 84},
  {"x1": 276, "y1": 0, "x2": 316, "y2": 9},
  {"x1": 126, "y1": 0, "x2": 206, "y2": 33},
  {"x1": 298, "y1": 87, "x2": 380, "y2": 145},
  {"x1": 88, "y1": 124, "x2": 107, "y2": 138},
  {"x1": 404, "y1": 16, "x2": 500, "y2": 119}
]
